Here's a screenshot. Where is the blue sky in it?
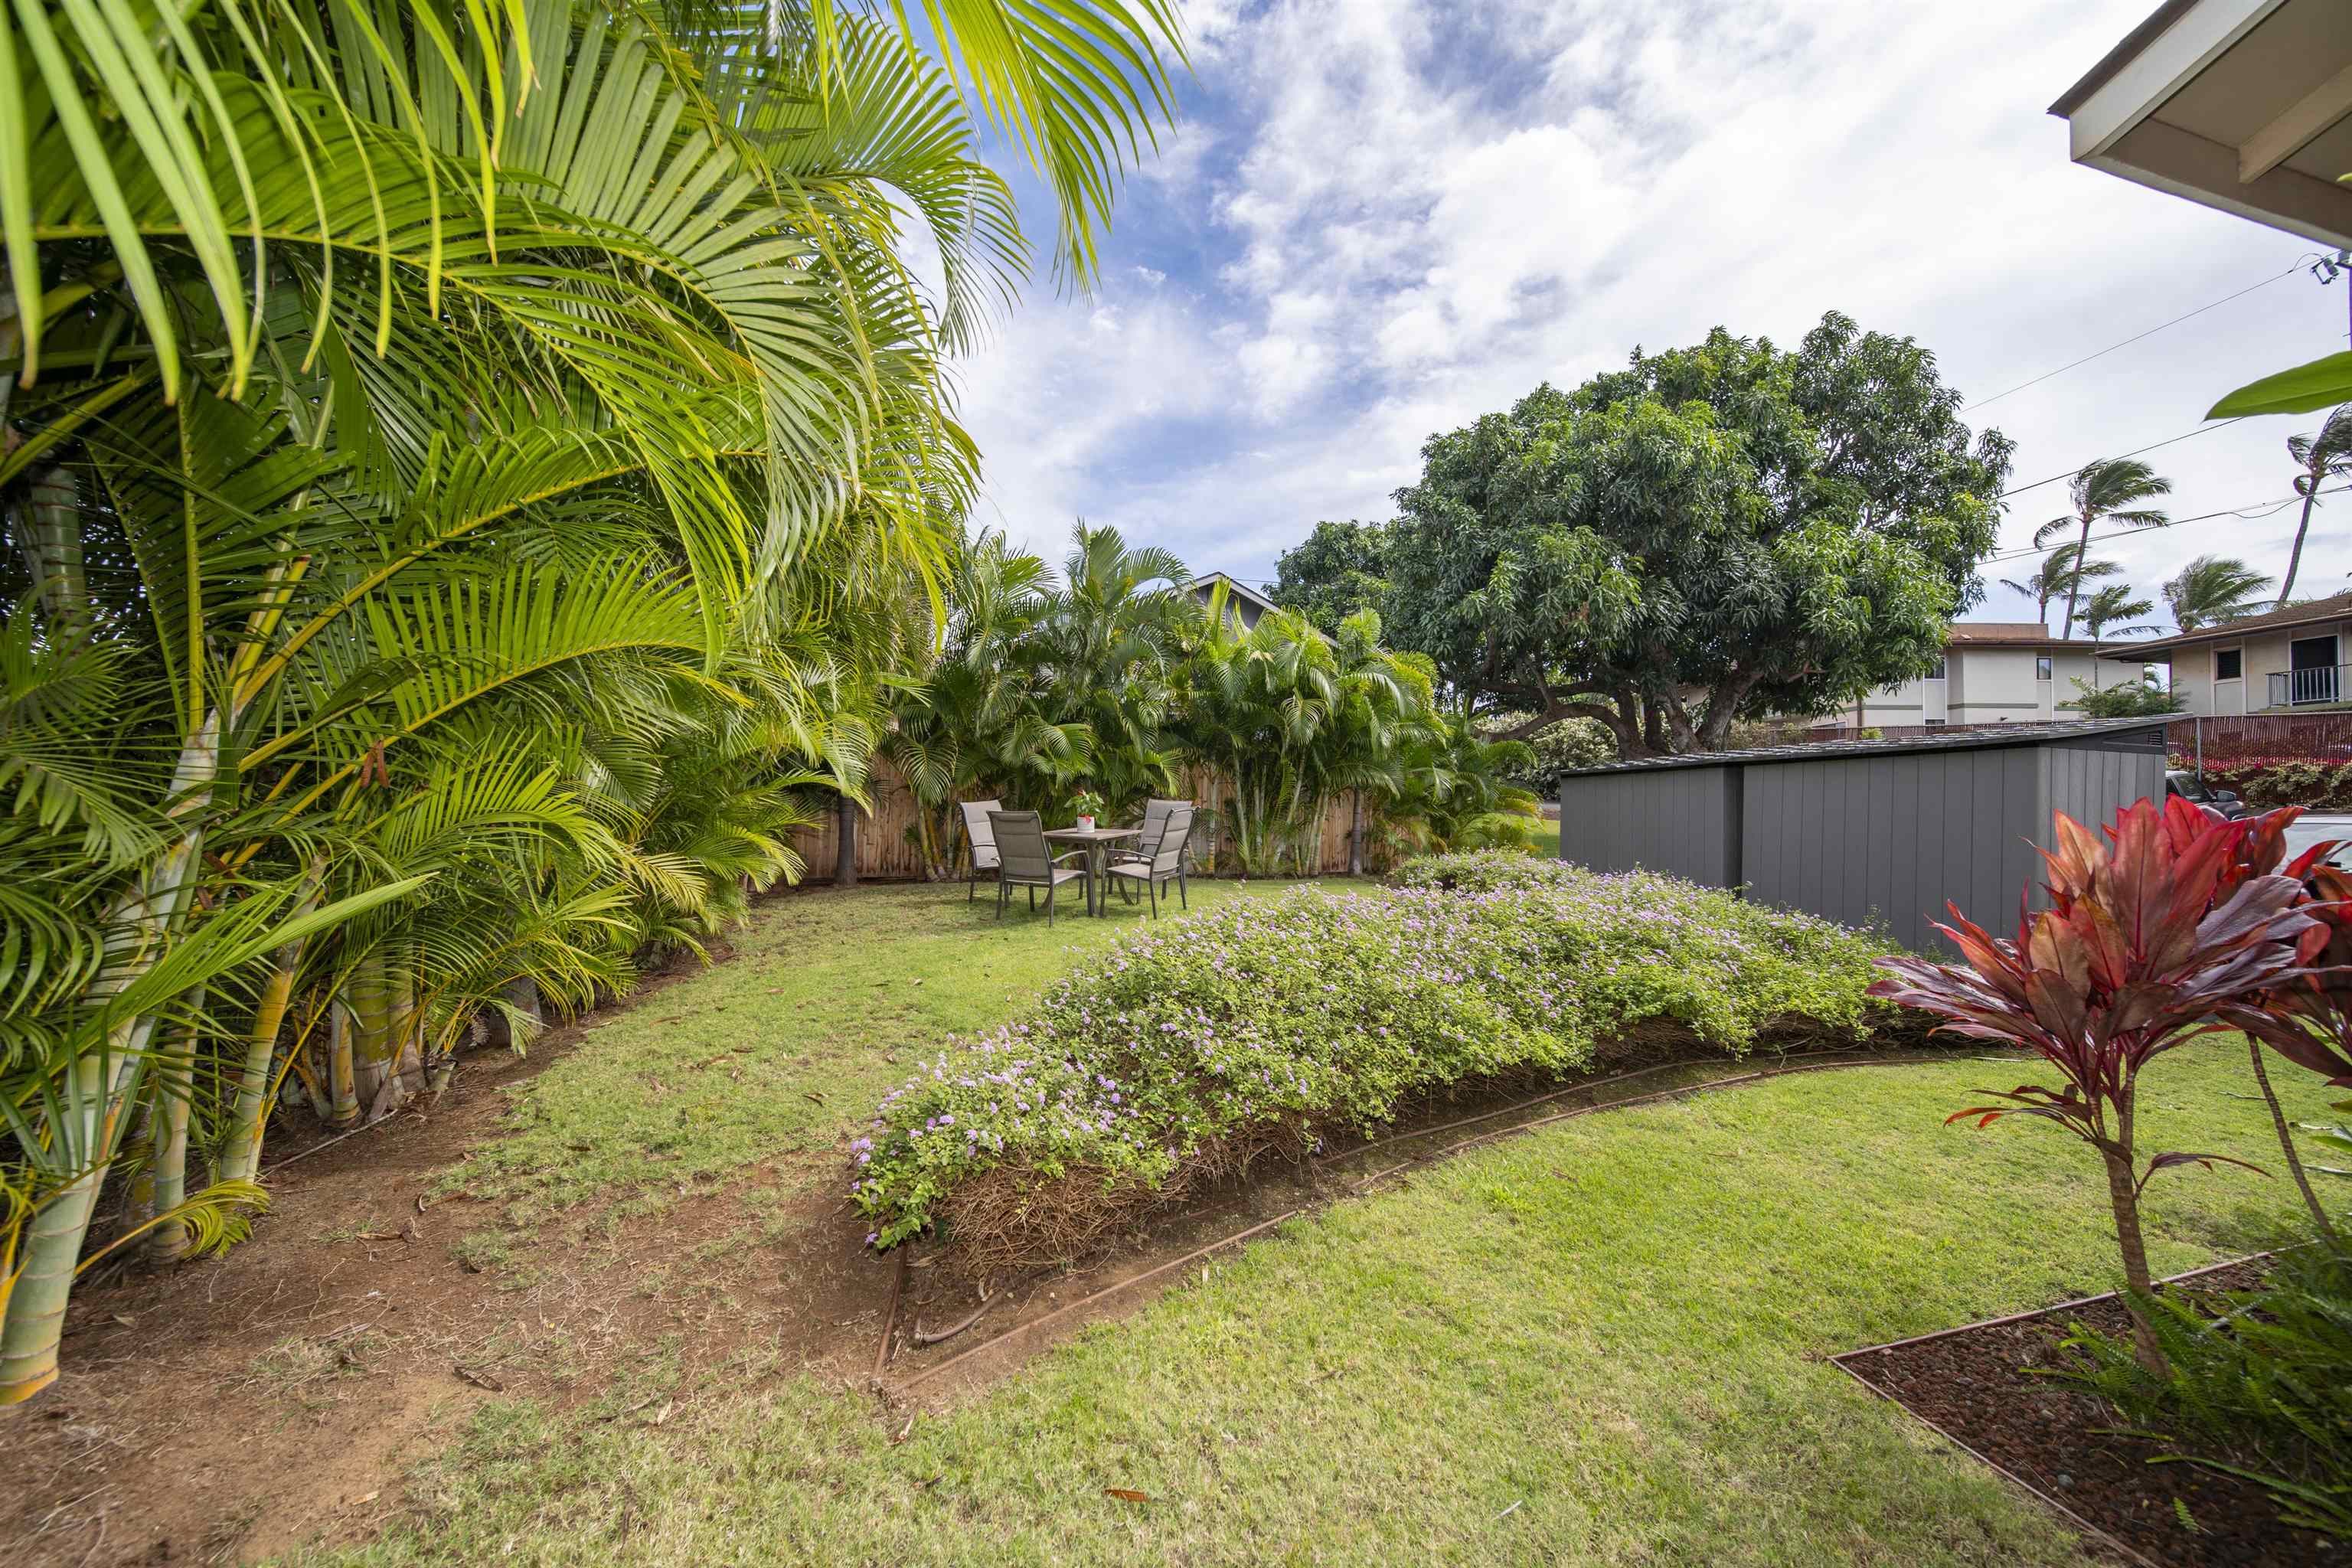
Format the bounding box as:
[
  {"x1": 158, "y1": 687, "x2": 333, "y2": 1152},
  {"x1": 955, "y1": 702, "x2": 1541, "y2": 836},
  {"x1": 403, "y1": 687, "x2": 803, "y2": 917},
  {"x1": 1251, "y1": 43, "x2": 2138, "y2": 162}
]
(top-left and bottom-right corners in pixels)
[{"x1": 941, "y1": 0, "x2": 2347, "y2": 630}]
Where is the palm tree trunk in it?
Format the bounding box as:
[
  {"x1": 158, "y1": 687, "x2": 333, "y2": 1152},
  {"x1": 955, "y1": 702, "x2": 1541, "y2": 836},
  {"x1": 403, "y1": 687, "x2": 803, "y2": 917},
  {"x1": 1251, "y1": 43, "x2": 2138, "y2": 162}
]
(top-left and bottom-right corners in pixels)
[
  {"x1": 217, "y1": 863, "x2": 325, "y2": 1184},
  {"x1": 325, "y1": 1000, "x2": 358, "y2": 1126},
  {"x1": 139, "y1": 1003, "x2": 204, "y2": 1263},
  {"x1": 2060, "y1": 516, "x2": 2092, "y2": 639},
  {"x1": 2279, "y1": 486, "x2": 2318, "y2": 607},
  {"x1": 1348, "y1": 789, "x2": 1364, "y2": 877},
  {"x1": 14, "y1": 465, "x2": 88, "y2": 637},
  {"x1": 0, "y1": 715, "x2": 216, "y2": 1403}
]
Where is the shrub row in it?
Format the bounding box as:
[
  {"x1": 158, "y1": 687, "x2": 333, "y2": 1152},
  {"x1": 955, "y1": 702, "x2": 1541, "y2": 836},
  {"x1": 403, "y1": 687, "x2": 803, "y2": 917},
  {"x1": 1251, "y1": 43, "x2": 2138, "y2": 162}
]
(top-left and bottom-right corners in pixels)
[
  {"x1": 850, "y1": 855, "x2": 1906, "y2": 1267},
  {"x1": 2173, "y1": 754, "x2": 2352, "y2": 811}
]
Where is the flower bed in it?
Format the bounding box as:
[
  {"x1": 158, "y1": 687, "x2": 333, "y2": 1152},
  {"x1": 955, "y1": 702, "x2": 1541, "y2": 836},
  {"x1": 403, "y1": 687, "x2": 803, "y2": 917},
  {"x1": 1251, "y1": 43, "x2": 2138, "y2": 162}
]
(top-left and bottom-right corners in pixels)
[
  {"x1": 2172, "y1": 753, "x2": 2352, "y2": 811},
  {"x1": 852, "y1": 859, "x2": 1909, "y2": 1268}
]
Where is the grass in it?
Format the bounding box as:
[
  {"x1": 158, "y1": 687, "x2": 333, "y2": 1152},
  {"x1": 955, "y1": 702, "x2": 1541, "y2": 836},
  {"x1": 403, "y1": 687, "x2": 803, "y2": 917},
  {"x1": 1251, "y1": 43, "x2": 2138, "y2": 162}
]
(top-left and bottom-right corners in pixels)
[
  {"x1": 304, "y1": 1035, "x2": 2318, "y2": 1567},
  {"x1": 440, "y1": 876, "x2": 1347, "y2": 1225}
]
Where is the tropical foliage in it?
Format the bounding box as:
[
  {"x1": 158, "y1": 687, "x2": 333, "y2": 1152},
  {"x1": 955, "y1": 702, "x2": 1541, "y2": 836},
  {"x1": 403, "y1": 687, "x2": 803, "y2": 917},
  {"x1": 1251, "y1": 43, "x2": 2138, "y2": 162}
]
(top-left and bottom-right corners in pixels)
[
  {"x1": 0, "y1": 0, "x2": 1188, "y2": 1403},
  {"x1": 1383, "y1": 312, "x2": 2011, "y2": 757},
  {"x1": 2029, "y1": 459, "x2": 2171, "y2": 639},
  {"x1": 1868, "y1": 799, "x2": 2325, "y2": 1371},
  {"x1": 2164, "y1": 555, "x2": 2275, "y2": 631},
  {"x1": 851, "y1": 860, "x2": 1901, "y2": 1261},
  {"x1": 2282, "y1": 405, "x2": 2352, "y2": 607}
]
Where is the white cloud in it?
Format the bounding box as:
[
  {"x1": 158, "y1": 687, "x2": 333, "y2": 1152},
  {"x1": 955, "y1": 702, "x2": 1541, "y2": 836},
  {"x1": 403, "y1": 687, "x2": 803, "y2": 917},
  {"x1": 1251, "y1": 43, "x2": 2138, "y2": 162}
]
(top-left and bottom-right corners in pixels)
[{"x1": 951, "y1": 0, "x2": 2348, "y2": 614}]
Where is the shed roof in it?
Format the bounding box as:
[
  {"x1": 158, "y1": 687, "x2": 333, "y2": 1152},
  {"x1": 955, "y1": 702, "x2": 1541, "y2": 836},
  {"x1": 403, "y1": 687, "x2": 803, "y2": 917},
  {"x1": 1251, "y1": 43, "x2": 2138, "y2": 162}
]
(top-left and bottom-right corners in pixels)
[
  {"x1": 1947, "y1": 622, "x2": 2101, "y2": 649},
  {"x1": 1556, "y1": 718, "x2": 2171, "y2": 780}
]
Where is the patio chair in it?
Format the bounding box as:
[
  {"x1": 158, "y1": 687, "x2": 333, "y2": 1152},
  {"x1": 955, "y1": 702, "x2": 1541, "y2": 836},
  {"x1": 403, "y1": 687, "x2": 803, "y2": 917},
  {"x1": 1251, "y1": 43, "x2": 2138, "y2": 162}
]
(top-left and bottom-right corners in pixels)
[
  {"x1": 988, "y1": 810, "x2": 1090, "y2": 925},
  {"x1": 957, "y1": 798, "x2": 1005, "y2": 901},
  {"x1": 1104, "y1": 808, "x2": 1191, "y2": 917},
  {"x1": 1114, "y1": 797, "x2": 1194, "y2": 871}
]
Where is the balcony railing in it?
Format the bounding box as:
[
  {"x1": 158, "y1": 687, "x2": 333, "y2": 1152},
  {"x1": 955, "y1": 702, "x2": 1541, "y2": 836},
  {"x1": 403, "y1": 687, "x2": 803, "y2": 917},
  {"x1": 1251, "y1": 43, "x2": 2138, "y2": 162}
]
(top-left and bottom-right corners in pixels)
[{"x1": 2268, "y1": 664, "x2": 2350, "y2": 707}]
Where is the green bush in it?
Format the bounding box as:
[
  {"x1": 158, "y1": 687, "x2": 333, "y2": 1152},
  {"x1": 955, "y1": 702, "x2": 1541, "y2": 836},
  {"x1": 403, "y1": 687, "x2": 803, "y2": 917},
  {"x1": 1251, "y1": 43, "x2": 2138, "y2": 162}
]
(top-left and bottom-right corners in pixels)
[
  {"x1": 2177, "y1": 755, "x2": 2352, "y2": 811},
  {"x1": 851, "y1": 866, "x2": 1903, "y2": 1263},
  {"x1": 2062, "y1": 1234, "x2": 2352, "y2": 1536}
]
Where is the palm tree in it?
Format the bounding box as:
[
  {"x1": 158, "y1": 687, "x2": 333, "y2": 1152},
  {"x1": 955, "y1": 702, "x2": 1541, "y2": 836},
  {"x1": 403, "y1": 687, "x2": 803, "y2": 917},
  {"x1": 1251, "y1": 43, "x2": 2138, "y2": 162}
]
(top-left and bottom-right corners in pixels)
[
  {"x1": 2282, "y1": 405, "x2": 2352, "y2": 606},
  {"x1": 2164, "y1": 557, "x2": 2277, "y2": 631},
  {"x1": 2032, "y1": 460, "x2": 2174, "y2": 637},
  {"x1": 2076, "y1": 585, "x2": 2159, "y2": 649},
  {"x1": 1999, "y1": 543, "x2": 2117, "y2": 628},
  {"x1": 0, "y1": 0, "x2": 1186, "y2": 1406}
]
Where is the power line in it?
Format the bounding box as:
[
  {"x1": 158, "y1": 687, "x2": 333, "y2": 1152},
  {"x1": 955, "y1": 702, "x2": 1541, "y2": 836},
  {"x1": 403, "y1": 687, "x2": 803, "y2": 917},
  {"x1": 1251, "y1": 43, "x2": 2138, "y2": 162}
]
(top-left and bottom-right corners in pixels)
[
  {"x1": 1997, "y1": 416, "x2": 2252, "y2": 500},
  {"x1": 1981, "y1": 484, "x2": 2346, "y2": 567},
  {"x1": 1962, "y1": 263, "x2": 2308, "y2": 413}
]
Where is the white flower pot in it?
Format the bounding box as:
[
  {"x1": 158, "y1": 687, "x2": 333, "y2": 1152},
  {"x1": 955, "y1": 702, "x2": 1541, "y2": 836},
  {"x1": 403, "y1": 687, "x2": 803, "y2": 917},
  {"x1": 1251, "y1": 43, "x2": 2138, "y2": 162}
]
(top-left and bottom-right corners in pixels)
[{"x1": 1075, "y1": 815, "x2": 1095, "y2": 832}]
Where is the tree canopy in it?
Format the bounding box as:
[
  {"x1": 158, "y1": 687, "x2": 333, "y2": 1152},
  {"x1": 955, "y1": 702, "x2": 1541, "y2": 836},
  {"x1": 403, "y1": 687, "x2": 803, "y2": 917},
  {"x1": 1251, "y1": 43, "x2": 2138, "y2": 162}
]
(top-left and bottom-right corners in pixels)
[
  {"x1": 1271, "y1": 520, "x2": 1394, "y2": 633},
  {"x1": 1383, "y1": 312, "x2": 2011, "y2": 756}
]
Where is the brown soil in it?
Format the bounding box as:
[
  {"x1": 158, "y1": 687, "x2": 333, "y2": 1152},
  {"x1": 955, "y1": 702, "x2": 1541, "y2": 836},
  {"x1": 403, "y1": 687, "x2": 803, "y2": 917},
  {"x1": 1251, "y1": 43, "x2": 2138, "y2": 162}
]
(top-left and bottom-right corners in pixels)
[
  {"x1": 1839, "y1": 1260, "x2": 2347, "y2": 1568},
  {"x1": 0, "y1": 947, "x2": 897, "y2": 1568}
]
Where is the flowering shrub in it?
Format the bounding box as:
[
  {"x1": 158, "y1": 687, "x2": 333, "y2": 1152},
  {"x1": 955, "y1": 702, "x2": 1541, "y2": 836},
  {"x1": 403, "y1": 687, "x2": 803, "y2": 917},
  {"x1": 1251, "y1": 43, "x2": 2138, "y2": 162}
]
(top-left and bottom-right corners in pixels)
[
  {"x1": 853, "y1": 867, "x2": 1901, "y2": 1264},
  {"x1": 1389, "y1": 848, "x2": 1581, "y2": 894},
  {"x1": 2171, "y1": 754, "x2": 2352, "y2": 811}
]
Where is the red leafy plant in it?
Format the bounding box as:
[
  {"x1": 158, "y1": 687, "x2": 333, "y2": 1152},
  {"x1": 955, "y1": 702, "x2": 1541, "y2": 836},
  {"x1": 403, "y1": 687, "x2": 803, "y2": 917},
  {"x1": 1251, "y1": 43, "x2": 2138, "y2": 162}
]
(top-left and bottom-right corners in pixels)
[
  {"x1": 2206, "y1": 808, "x2": 2352, "y2": 1241},
  {"x1": 1869, "y1": 799, "x2": 2325, "y2": 1371}
]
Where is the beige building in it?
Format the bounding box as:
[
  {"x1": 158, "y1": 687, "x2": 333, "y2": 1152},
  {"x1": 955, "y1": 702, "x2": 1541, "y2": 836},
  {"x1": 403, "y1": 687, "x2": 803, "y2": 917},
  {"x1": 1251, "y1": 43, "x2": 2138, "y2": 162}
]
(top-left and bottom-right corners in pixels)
[
  {"x1": 1816, "y1": 623, "x2": 2148, "y2": 731},
  {"x1": 2096, "y1": 593, "x2": 2352, "y2": 715}
]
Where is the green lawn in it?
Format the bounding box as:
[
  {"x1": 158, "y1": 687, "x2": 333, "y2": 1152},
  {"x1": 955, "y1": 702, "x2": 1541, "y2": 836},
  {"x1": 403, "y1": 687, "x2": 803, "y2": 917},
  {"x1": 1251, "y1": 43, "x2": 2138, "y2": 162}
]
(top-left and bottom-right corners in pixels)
[
  {"x1": 316, "y1": 1008, "x2": 2312, "y2": 1565},
  {"x1": 445, "y1": 876, "x2": 1347, "y2": 1227}
]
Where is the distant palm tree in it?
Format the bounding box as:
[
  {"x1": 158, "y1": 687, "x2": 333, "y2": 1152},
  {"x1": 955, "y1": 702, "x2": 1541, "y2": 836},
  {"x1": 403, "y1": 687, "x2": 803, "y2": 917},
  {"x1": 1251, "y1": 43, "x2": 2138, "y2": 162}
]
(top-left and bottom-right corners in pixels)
[
  {"x1": 2282, "y1": 405, "x2": 2352, "y2": 606},
  {"x1": 2164, "y1": 556, "x2": 2276, "y2": 630},
  {"x1": 2033, "y1": 459, "x2": 2174, "y2": 636},
  {"x1": 2000, "y1": 542, "x2": 2118, "y2": 627},
  {"x1": 2076, "y1": 585, "x2": 2159, "y2": 648}
]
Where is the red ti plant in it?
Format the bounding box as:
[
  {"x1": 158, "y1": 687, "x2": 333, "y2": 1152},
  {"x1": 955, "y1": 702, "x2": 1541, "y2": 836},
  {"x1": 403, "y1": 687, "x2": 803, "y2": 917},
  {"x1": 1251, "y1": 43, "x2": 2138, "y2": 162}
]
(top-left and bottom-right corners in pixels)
[
  {"x1": 1869, "y1": 799, "x2": 2323, "y2": 1372},
  {"x1": 2202, "y1": 806, "x2": 2352, "y2": 1240}
]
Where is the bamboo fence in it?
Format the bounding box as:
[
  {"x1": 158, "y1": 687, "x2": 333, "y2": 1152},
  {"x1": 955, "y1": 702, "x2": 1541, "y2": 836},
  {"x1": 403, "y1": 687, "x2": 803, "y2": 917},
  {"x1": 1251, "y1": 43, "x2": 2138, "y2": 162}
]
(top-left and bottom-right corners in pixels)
[{"x1": 788, "y1": 760, "x2": 1376, "y2": 883}]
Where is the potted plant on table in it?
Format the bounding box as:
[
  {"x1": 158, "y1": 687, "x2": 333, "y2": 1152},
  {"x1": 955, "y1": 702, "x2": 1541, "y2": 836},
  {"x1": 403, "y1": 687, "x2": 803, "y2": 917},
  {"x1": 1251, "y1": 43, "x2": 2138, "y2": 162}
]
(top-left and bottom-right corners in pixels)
[{"x1": 1070, "y1": 789, "x2": 1104, "y2": 833}]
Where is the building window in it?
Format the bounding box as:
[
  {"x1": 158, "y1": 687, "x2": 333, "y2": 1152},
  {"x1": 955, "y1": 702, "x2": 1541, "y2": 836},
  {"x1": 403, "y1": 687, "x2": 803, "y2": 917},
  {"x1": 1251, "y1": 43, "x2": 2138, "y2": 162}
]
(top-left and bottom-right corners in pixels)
[
  {"x1": 2036, "y1": 655, "x2": 2053, "y2": 681},
  {"x1": 1923, "y1": 718, "x2": 1946, "y2": 728},
  {"x1": 2215, "y1": 647, "x2": 2243, "y2": 681},
  {"x1": 1926, "y1": 655, "x2": 1948, "y2": 680}
]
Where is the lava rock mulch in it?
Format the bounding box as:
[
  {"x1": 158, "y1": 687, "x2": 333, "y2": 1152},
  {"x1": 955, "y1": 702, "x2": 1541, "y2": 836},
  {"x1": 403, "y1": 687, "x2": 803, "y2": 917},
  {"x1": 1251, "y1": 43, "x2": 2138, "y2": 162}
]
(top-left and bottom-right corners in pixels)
[{"x1": 1838, "y1": 1259, "x2": 2344, "y2": 1568}]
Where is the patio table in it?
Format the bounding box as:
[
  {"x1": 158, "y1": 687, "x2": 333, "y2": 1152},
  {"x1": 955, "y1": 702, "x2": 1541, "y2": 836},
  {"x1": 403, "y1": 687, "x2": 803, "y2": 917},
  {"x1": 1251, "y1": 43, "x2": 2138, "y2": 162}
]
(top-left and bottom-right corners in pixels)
[{"x1": 1041, "y1": 825, "x2": 1142, "y2": 916}]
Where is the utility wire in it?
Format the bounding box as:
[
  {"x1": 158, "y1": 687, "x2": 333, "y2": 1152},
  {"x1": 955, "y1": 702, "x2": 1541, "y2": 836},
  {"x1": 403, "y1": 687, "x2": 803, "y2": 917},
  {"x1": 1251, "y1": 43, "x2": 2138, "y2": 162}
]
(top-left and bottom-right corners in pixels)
[
  {"x1": 1963, "y1": 263, "x2": 2308, "y2": 412},
  {"x1": 1997, "y1": 416, "x2": 2252, "y2": 499},
  {"x1": 1981, "y1": 483, "x2": 2347, "y2": 566}
]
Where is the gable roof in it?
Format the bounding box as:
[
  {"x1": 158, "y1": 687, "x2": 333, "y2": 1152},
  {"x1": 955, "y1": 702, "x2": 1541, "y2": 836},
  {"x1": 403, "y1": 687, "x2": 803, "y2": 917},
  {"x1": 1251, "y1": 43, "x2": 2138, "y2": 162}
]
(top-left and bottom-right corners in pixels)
[
  {"x1": 1186, "y1": 573, "x2": 1281, "y2": 616},
  {"x1": 1946, "y1": 622, "x2": 2099, "y2": 649},
  {"x1": 2095, "y1": 592, "x2": 2352, "y2": 658}
]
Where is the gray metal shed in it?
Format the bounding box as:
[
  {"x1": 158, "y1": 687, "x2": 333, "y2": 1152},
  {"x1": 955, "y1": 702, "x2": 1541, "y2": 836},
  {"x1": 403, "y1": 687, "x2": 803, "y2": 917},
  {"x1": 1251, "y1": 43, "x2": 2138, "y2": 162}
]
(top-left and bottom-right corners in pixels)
[{"x1": 1553, "y1": 720, "x2": 2170, "y2": 952}]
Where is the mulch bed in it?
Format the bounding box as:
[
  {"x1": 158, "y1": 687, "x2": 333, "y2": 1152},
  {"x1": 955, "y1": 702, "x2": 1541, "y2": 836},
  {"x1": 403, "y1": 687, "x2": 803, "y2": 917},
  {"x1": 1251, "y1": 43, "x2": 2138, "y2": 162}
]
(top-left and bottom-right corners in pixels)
[{"x1": 1838, "y1": 1259, "x2": 2346, "y2": 1568}]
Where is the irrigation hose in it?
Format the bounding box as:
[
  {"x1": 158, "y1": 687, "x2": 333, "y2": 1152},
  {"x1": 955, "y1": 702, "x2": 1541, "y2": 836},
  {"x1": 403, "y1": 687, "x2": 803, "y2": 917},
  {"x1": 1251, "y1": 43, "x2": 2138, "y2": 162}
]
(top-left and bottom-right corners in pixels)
[{"x1": 885, "y1": 1050, "x2": 1959, "y2": 1396}]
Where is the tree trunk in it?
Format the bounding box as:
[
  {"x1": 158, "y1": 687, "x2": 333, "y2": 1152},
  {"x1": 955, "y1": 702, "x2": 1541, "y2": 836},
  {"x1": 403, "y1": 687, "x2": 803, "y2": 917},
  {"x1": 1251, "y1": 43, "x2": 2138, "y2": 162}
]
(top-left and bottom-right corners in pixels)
[
  {"x1": 217, "y1": 865, "x2": 325, "y2": 1184},
  {"x1": 2101, "y1": 1141, "x2": 2168, "y2": 1375},
  {"x1": 325, "y1": 992, "x2": 359, "y2": 1127},
  {"x1": 15, "y1": 465, "x2": 88, "y2": 638},
  {"x1": 2060, "y1": 515, "x2": 2092, "y2": 639},
  {"x1": 2279, "y1": 485, "x2": 2318, "y2": 607},
  {"x1": 0, "y1": 713, "x2": 215, "y2": 1403},
  {"x1": 476, "y1": 975, "x2": 543, "y2": 1054},
  {"x1": 1348, "y1": 789, "x2": 1364, "y2": 877},
  {"x1": 348, "y1": 953, "x2": 399, "y2": 1121},
  {"x1": 140, "y1": 1007, "x2": 203, "y2": 1263},
  {"x1": 835, "y1": 792, "x2": 858, "y2": 887},
  {"x1": 2248, "y1": 1035, "x2": 2338, "y2": 1243}
]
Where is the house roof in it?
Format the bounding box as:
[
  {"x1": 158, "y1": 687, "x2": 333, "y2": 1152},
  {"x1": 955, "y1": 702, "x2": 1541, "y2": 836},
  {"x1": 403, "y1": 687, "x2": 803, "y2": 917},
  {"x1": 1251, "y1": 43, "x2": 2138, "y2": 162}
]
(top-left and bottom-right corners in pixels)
[
  {"x1": 1945, "y1": 622, "x2": 2100, "y2": 649},
  {"x1": 2094, "y1": 591, "x2": 2352, "y2": 658},
  {"x1": 1186, "y1": 573, "x2": 1281, "y2": 616},
  {"x1": 1556, "y1": 718, "x2": 2171, "y2": 780},
  {"x1": 2047, "y1": 0, "x2": 2352, "y2": 250}
]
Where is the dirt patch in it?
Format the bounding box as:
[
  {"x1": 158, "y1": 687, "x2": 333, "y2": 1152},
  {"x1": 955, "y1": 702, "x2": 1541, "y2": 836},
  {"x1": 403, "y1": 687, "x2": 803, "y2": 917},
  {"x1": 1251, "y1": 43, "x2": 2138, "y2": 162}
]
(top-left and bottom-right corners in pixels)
[
  {"x1": 1838, "y1": 1259, "x2": 2345, "y2": 1568},
  {"x1": 0, "y1": 948, "x2": 898, "y2": 1568}
]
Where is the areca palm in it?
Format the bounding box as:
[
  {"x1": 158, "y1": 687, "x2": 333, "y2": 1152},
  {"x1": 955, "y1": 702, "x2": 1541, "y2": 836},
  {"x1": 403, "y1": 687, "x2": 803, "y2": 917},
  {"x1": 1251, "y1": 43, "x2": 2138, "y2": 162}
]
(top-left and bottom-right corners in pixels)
[
  {"x1": 2031, "y1": 459, "x2": 2173, "y2": 637},
  {"x1": 1029, "y1": 522, "x2": 1191, "y2": 815},
  {"x1": 2282, "y1": 404, "x2": 2352, "y2": 606},
  {"x1": 1, "y1": 0, "x2": 1184, "y2": 1404},
  {"x1": 2164, "y1": 556, "x2": 2275, "y2": 631}
]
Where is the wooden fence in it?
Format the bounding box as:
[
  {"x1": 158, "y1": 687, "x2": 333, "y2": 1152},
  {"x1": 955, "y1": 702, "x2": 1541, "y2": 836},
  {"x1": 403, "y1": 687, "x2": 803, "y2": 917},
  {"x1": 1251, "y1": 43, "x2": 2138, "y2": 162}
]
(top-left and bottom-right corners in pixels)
[{"x1": 786, "y1": 761, "x2": 1374, "y2": 884}]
